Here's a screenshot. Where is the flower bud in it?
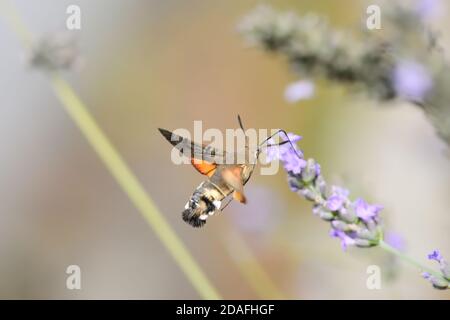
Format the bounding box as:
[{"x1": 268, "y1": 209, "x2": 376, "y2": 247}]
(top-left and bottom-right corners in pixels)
[
  {"x1": 354, "y1": 239, "x2": 375, "y2": 248},
  {"x1": 440, "y1": 261, "x2": 450, "y2": 280},
  {"x1": 424, "y1": 274, "x2": 449, "y2": 290},
  {"x1": 299, "y1": 188, "x2": 317, "y2": 201},
  {"x1": 287, "y1": 174, "x2": 303, "y2": 192},
  {"x1": 431, "y1": 279, "x2": 449, "y2": 290},
  {"x1": 355, "y1": 228, "x2": 378, "y2": 241},
  {"x1": 313, "y1": 206, "x2": 334, "y2": 221},
  {"x1": 338, "y1": 206, "x2": 357, "y2": 223},
  {"x1": 301, "y1": 159, "x2": 317, "y2": 183},
  {"x1": 314, "y1": 175, "x2": 327, "y2": 198},
  {"x1": 331, "y1": 220, "x2": 350, "y2": 231},
  {"x1": 365, "y1": 219, "x2": 378, "y2": 232}
]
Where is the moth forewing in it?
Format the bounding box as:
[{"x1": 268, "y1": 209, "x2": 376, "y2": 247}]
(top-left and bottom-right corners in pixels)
[{"x1": 158, "y1": 128, "x2": 225, "y2": 163}]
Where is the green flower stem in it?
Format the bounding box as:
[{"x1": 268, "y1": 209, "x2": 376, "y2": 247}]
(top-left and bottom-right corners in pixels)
[
  {"x1": 0, "y1": 0, "x2": 221, "y2": 300},
  {"x1": 379, "y1": 239, "x2": 445, "y2": 281},
  {"x1": 0, "y1": 0, "x2": 32, "y2": 47}
]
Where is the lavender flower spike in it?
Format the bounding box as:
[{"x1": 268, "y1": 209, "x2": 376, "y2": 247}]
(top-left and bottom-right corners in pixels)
[
  {"x1": 422, "y1": 250, "x2": 450, "y2": 289},
  {"x1": 272, "y1": 132, "x2": 449, "y2": 290},
  {"x1": 239, "y1": 5, "x2": 450, "y2": 146},
  {"x1": 273, "y1": 132, "x2": 383, "y2": 251}
]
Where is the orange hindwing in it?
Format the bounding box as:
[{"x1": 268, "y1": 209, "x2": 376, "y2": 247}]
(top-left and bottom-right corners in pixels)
[{"x1": 191, "y1": 158, "x2": 217, "y2": 177}]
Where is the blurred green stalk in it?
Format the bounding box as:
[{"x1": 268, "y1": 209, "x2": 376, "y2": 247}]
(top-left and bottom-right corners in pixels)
[
  {"x1": 379, "y1": 239, "x2": 444, "y2": 281},
  {"x1": 0, "y1": 0, "x2": 221, "y2": 300},
  {"x1": 224, "y1": 228, "x2": 287, "y2": 299}
]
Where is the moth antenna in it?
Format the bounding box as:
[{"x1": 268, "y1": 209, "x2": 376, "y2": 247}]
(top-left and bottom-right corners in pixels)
[
  {"x1": 237, "y1": 114, "x2": 245, "y2": 132},
  {"x1": 237, "y1": 114, "x2": 250, "y2": 150}
]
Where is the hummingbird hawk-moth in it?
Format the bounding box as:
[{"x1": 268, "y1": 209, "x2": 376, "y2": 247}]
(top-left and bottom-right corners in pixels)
[{"x1": 159, "y1": 116, "x2": 294, "y2": 228}]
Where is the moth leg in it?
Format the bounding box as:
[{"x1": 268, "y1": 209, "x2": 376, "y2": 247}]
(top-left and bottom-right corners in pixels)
[{"x1": 233, "y1": 190, "x2": 247, "y2": 204}]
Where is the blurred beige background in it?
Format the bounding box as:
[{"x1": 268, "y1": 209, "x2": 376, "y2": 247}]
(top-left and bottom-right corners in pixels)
[{"x1": 0, "y1": 0, "x2": 448, "y2": 299}]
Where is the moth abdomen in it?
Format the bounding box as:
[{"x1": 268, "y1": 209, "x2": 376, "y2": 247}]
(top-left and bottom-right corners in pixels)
[
  {"x1": 182, "y1": 184, "x2": 223, "y2": 228},
  {"x1": 182, "y1": 208, "x2": 207, "y2": 228}
]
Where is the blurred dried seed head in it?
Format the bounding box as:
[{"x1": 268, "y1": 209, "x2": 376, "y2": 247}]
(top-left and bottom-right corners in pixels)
[{"x1": 27, "y1": 32, "x2": 80, "y2": 71}]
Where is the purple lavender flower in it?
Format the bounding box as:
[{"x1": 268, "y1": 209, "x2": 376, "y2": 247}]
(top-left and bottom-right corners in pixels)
[
  {"x1": 281, "y1": 150, "x2": 306, "y2": 174},
  {"x1": 265, "y1": 138, "x2": 280, "y2": 162},
  {"x1": 330, "y1": 229, "x2": 355, "y2": 251},
  {"x1": 279, "y1": 133, "x2": 302, "y2": 157},
  {"x1": 353, "y1": 198, "x2": 383, "y2": 223},
  {"x1": 392, "y1": 60, "x2": 433, "y2": 103},
  {"x1": 265, "y1": 133, "x2": 302, "y2": 162},
  {"x1": 284, "y1": 80, "x2": 315, "y2": 103},
  {"x1": 284, "y1": 132, "x2": 302, "y2": 144},
  {"x1": 421, "y1": 272, "x2": 449, "y2": 290},
  {"x1": 428, "y1": 250, "x2": 443, "y2": 263},
  {"x1": 422, "y1": 250, "x2": 450, "y2": 289},
  {"x1": 427, "y1": 249, "x2": 449, "y2": 279},
  {"x1": 326, "y1": 186, "x2": 349, "y2": 211},
  {"x1": 314, "y1": 163, "x2": 321, "y2": 176},
  {"x1": 265, "y1": 133, "x2": 306, "y2": 174}
]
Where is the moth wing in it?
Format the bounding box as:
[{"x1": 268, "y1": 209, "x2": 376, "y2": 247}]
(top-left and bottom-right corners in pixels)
[
  {"x1": 158, "y1": 128, "x2": 225, "y2": 163},
  {"x1": 191, "y1": 158, "x2": 217, "y2": 177},
  {"x1": 221, "y1": 166, "x2": 246, "y2": 204}
]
